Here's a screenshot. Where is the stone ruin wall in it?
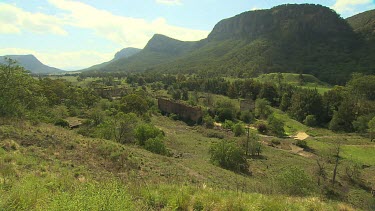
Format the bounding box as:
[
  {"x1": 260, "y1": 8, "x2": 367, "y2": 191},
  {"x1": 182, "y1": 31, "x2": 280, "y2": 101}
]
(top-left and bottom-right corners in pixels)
[{"x1": 158, "y1": 98, "x2": 203, "y2": 122}]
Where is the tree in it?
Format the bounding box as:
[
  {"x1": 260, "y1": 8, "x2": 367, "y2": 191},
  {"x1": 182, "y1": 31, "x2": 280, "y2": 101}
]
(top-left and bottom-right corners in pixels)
[
  {"x1": 276, "y1": 166, "x2": 314, "y2": 196},
  {"x1": 215, "y1": 100, "x2": 236, "y2": 122},
  {"x1": 0, "y1": 58, "x2": 44, "y2": 117},
  {"x1": 267, "y1": 115, "x2": 285, "y2": 137},
  {"x1": 353, "y1": 114, "x2": 373, "y2": 133},
  {"x1": 255, "y1": 98, "x2": 272, "y2": 119},
  {"x1": 368, "y1": 117, "x2": 375, "y2": 142},
  {"x1": 144, "y1": 136, "x2": 168, "y2": 155},
  {"x1": 304, "y1": 115, "x2": 317, "y2": 127},
  {"x1": 288, "y1": 89, "x2": 323, "y2": 123},
  {"x1": 120, "y1": 94, "x2": 149, "y2": 115},
  {"x1": 233, "y1": 123, "x2": 245, "y2": 137},
  {"x1": 209, "y1": 140, "x2": 248, "y2": 173},
  {"x1": 315, "y1": 159, "x2": 327, "y2": 186},
  {"x1": 203, "y1": 115, "x2": 214, "y2": 129},
  {"x1": 115, "y1": 112, "x2": 139, "y2": 144},
  {"x1": 329, "y1": 99, "x2": 355, "y2": 132},
  {"x1": 257, "y1": 82, "x2": 279, "y2": 106},
  {"x1": 135, "y1": 124, "x2": 163, "y2": 146},
  {"x1": 331, "y1": 141, "x2": 342, "y2": 187},
  {"x1": 240, "y1": 111, "x2": 254, "y2": 124},
  {"x1": 240, "y1": 129, "x2": 260, "y2": 156}
]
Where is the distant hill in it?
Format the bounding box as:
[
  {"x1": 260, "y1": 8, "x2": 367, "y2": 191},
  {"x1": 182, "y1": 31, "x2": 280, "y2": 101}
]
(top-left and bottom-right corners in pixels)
[
  {"x1": 0, "y1": 55, "x2": 64, "y2": 74},
  {"x1": 87, "y1": 4, "x2": 375, "y2": 84},
  {"x1": 347, "y1": 9, "x2": 375, "y2": 40},
  {"x1": 113, "y1": 47, "x2": 141, "y2": 60},
  {"x1": 83, "y1": 47, "x2": 141, "y2": 71},
  {"x1": 102, "y1": 34, "x2": 198, "y2": 72}
]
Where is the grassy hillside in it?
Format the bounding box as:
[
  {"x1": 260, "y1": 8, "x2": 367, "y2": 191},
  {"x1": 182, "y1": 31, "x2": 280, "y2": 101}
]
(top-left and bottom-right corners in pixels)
[
  {"x1": 2, "y1": 63, "x2": 374, "y2": 210},
  {"x1": 347, "y1": 9, "x2": 375, "y2": 40},
  {"x1": 256, "y1": 73, "x2": 332, "y2": 94},
  {"x1": 0, "y1": 117, "x2": 363, "y2": 210}
]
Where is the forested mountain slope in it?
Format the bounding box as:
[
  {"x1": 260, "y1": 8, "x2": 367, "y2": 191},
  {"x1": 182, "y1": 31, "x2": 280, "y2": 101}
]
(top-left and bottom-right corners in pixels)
[{"x1": 88, "y1": 4, "x2": 375, "y2": 84}]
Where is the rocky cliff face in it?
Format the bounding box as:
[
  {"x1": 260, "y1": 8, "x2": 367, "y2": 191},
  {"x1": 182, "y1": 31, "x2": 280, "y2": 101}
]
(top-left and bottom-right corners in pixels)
[{"x1": 113, "y1": 48, "x2": 141, "y2": 60}]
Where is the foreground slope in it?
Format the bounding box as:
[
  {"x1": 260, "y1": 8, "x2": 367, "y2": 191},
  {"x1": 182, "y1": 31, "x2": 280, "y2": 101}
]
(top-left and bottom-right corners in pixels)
[
  {"x1": 0, "y1": 118, "x2": 356, "y2": 210},
  {"x1": 92, "y1": 4, "x2": 375, "y2": 84},
  {"x1": 0, "y1": 55, "x2": 64, "y2": 74}
]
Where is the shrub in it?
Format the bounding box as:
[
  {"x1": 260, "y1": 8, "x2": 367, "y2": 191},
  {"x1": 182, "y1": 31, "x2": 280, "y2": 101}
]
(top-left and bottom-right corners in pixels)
[
  {"x1": 203, "y1": 115, "x2": 214, "y2": 129},
  {"x1": 169, "y1": 113, "x2": 179, "y2": 121},
  {"x1": 54, "y1": 119, "x2": 69, "y2": 128},
  {"x1": 222, "y1": 120, "x2": 234, "y2": 130},
  {"x1": 256, "y1": 121, "x2": 268, "y2": 134},
  {"x1": 267, "y1": 115, "x2": 285, "y2": 137},
  {"x1": 276, "y1": 166, "x2": 314, "y2": 196},
  {"x1": 145, "y1": 136, "x2": 168, "y2": 155},
  {"x1": 295, "y1": 140, "x2": 308, "y2": 149},
  {"x1": 255, "y1": 98, "x2": 272, "y2": 119},
  {"x1": 205, "y1": 132, "x2": 225, "y2": 139},
  {"x1": 271, "y1": 138, "x2": 281, "y2": 145},
  {"x1": 233, "y1": 123, "x2": 245, "y2": 137},
  {"x1": 209, "y1": 140, "x2": 248, "y2": 173},
  {"x1": 304, "y1": 115, "x2": 317, "y2": 127},
  {"x1": 217, "y1": 108, "x2": 235, "y2": 122},
  {"x1": 240, "y1": 111, "x2": 254, "y2": 124},
  {"x1": 135, "y1": 124, "x2": 163, "y2": 146}
]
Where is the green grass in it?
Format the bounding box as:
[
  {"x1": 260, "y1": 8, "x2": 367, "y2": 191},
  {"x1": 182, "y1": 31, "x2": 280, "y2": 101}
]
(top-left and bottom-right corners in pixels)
[
  {"x1": 271, "y1": 108, "x2": 309, "y2": 135},
  {"x1": 257, "y1": 73, "x2": 332, "y2": 94},
  {"x1": 341, "y1": 145, "x2": 375, "y2": 165},
  {"x1": 0, "y1": 113, "x2": 373, "y2": 210}
]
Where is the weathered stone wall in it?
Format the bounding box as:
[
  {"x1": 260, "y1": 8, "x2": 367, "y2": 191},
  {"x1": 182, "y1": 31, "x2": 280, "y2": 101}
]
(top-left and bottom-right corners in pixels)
[{"x1": 158, "y1": 98, "x2": 203, "y2": 122}]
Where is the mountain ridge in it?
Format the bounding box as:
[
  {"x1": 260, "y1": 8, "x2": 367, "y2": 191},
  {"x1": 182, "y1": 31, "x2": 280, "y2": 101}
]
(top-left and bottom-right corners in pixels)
[
  {"x1": 85, "y1": 4, "x2": 375, "y2": 84},
  {"x1": 0, "y1": 54, "x2": 65, "y2": 74}
]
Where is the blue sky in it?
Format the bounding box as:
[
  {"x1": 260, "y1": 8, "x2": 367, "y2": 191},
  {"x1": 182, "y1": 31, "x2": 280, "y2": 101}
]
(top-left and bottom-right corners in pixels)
[{"x1": 1, "y1": 0, "x2": 374, "y2": 70}]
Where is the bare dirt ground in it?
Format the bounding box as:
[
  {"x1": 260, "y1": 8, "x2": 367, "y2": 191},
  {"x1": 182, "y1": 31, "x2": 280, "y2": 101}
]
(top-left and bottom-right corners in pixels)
[{"x1": 293, "y1": 132, "x2": 309, "y2": 140}]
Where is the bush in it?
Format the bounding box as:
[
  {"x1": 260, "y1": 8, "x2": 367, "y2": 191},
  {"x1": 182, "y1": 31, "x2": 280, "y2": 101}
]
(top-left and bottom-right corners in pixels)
[
  {"x1": 203, "y1": 115, "x2": 214, "y2": 129},
  {"x1": 233, "y1": 123, "x2": 245, "y2": 137},
  {"x1": 295, "y1": 140, "x2": 308, "y2": 149},
  {"x1": 135, "y1": 124, "x2": 163, "y2": 146},
  {"x1": 222, "y1": 120, "x2": 234, "y2": 130},
  {"x1": 217, "y1": 108, "x2": 235, "y2": 122},
  {"x1": 267, "y1": 115, "x2": 285, "y2": 137},
  {"x1": 255, "y1": 98, "x2": 272, "y2": 119},
  {"x1": 271, "y1": 138, "x2": 281, "y2": 145},
  {"x1": 209, "y1": 140, "x2": 248, "y2": 173},
  {"x1": 276, "y1": 166, "x2": 314, "y2": 196},
  {"x1": 240, "y1": 111, "x2": 254, "y2": 124},
  {"x1": 304, "y1": 115, "x2": 317, "y2": 127},
  {"x1": 145, "y1": 136, "x2": 168, "y2": 155},
  {"x1": 205, "y1": 132, "x2": 225, "y2": 139},
  {"x1": 169, "y1": 113, "x2": 179, "y2": 121},
  {"x1": 255, "y1": 121, "x2": 268, "y2": 134},
  {"x1": 54, "y1": 119, "x2": 69, "y2": 128}
]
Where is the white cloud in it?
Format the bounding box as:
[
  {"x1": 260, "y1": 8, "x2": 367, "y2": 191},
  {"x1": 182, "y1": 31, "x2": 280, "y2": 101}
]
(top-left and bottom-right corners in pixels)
[
  {"x1": 0, "y1": 3, "x2": 68, "y2": 35},
  {"x1": 47, "y1": 0, "x2": 208, "y2": 48},
  {"x1": 0, "y1": 1, "x2": 209, "y2": 69},
  {"x1": 0, "y1": 48, "x2": 113, "y2": 70},
  {"x1": 332, "y1": 0, "x2": 373, "y2": 14},
  {"x1": 156, "y1": 0, "x2": 182, "y2": 6}
]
